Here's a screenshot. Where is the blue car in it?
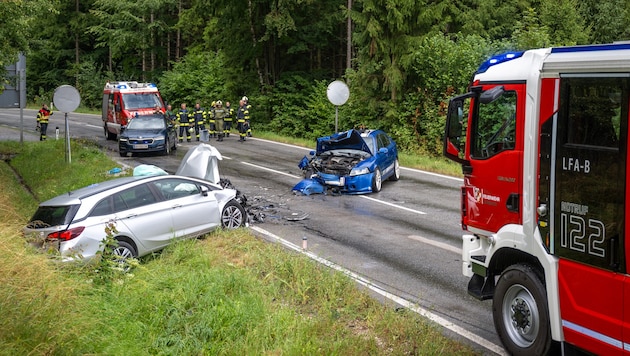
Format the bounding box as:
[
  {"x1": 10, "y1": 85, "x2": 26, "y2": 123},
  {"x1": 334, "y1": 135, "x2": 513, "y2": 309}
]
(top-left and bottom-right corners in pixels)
[
  {"x1": 119, "y1": 114, "x2": 177, "y2": 157},
  {"x1": 294, "y1": 129, "x2": 400, "y2": 194}
]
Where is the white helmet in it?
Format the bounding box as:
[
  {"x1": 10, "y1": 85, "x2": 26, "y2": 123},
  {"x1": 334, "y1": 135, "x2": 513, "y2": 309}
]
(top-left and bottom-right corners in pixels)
[
  {"x1": 216, "y1": 100, "x2": 222, "y2": 106},
  {"x1": 242, "y1": 96, "x2": 248, "y2": 102}
]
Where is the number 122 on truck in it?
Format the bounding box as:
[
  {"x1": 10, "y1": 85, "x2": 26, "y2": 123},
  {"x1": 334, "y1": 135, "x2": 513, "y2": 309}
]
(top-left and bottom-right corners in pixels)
[{"x1": 443, "y1": 43, "x2": 630, "y2": 355}]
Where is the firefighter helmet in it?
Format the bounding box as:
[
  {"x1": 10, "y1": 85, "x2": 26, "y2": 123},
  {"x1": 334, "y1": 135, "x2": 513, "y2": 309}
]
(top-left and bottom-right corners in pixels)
[
  {"x1": 242, "y1": 96, "x2": 248, "y2": 102},
  {"x1": 216, "y1": 100, "x2": 222, "y2": 106}
]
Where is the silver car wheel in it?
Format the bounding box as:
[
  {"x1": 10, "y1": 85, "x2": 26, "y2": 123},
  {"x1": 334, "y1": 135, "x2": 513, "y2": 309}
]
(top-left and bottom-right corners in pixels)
[
  {"x1": 221, "y1": 200, "x2": 245, "y2": 229},
  {"x1": 372, "y1": 168, "x2": 382, "y2": 192}
]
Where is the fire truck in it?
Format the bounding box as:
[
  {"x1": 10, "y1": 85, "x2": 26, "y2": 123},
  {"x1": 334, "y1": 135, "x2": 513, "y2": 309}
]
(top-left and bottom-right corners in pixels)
[
  {"x1": 444, "y1": 43, "x2": 630, "y2": 355},
  {"x1": 102, "y1": 81, "x2": 165, "y2": 140}
]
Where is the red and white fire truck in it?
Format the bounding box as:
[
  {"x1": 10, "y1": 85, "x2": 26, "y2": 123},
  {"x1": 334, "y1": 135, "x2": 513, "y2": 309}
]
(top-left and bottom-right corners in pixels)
[
  {"x1": 444, "y1": 43, "x2": 630, "y2": 355},
  {"x1": 102, "y1": 81, "x2": 165, "y2": 140}
]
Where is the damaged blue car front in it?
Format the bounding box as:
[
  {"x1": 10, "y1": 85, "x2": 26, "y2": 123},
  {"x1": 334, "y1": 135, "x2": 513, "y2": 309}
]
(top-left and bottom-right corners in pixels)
[{"x1": 293, "y1": 129, "x2": 400, "y2": 195}]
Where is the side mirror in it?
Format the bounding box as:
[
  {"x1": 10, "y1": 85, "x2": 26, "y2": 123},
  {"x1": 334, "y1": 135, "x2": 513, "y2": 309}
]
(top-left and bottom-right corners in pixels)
[
  {"x1": 479, "y1": 86, "x2": 504, "y2": 104},
  {"x1": 443, "y1": 92, "x2": 474, "y2": 165},
  {"x1": 378, "y1": 147, "x2": 388, "y2": 154},
  {"x1": 200, "y1": 185, "x2": 209, "y2": 197},
  {"x1": 309, "y1": 150, "x2": 315, "y2": 156}
]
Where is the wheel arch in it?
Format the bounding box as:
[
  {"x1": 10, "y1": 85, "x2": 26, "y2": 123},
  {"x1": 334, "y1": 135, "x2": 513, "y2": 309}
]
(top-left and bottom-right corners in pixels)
[{"x1": 115, "y1": 235, "x2": 139, "y2": 256}]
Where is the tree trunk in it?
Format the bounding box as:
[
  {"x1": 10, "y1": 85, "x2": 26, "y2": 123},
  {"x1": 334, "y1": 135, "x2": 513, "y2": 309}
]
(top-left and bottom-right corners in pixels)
[
  {"x1": 346, "y1": 0, "x2": 352, "y2": 71},
  {"x1": 248, "y1": 0, "x2": 264, "y2": 89}
]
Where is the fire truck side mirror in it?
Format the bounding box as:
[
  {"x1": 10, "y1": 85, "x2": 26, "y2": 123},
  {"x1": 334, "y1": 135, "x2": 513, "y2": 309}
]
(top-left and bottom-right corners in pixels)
[
  {"x1": 444, "y1": 92, "x2": 473, "y2": 165},
  {"x1": 479, "y1": 86, "x2": 505, "y2": 104}
]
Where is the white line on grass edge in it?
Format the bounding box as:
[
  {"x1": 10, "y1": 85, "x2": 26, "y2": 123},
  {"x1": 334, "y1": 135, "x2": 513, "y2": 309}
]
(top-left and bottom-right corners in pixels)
[{"x1": 250, "y1": 225, "x2": 507, "y2": 355}]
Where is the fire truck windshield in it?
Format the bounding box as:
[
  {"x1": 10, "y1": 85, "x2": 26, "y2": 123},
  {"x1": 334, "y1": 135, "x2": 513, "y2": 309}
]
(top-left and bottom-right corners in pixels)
[{"x1": 122, "y1": 93, "x2": 162, "y2": 110}]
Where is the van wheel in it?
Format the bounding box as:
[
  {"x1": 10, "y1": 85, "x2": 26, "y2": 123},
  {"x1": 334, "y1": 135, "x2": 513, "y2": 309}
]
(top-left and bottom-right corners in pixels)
[
  {"x1": 493, "y1": 264, "x2": 552, "y2": 356},
  {"x1": 105, "y1": 124, "x2": 116, "y2": 141}
]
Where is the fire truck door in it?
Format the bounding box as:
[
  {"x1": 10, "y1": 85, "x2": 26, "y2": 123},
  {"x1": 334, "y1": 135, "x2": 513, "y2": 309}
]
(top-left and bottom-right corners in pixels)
[
  {"x1": 541, "y1": 76, "x2": 627, "y2": 354},
  {"x1": 464, "y1": 84, "x2": 523, "y2": 233}
]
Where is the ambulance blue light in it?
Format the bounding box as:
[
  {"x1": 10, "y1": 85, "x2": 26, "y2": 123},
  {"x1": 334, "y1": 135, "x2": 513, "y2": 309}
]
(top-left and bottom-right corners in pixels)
[
  {"x1": 116, "y1": 84, "x2": 128, "y2": 89},
  {"x1": 476, "y1": 51, "x2": 524, "y2": 74},
  {"x1": 147, "y1": 83, "x2": 156, "y2": 88}
]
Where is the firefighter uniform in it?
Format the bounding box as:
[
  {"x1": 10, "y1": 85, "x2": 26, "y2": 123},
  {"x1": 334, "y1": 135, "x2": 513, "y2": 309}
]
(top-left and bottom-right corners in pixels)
[
  {"x1": 243, "y1": 96, "x2": 252, "y2": 137},
  {"x1": 207, "y1": 101, "x2": 216, "y2": 138},
  {"x1": 223, "y1": 102, "x2": 233, "y2": 137},
  {"x1": 213, "y1": 100, "x2": 227, "y2": 142},
  {"x1": 192, "y1": 103, "x2": 205, "y2": 141},
  {"x1": 176, "y1": 104, "x2": 192, "y2": 142},
  {"x1": 36, "y1": 104, "x2": 53, "y2": 141},
  {"x1": 237, "y1": 97, "x2": 251, "y2": 141}
]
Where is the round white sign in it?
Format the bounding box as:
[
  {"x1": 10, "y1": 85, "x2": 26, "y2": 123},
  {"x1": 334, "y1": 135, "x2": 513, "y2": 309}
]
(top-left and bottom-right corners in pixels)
[
  {"x1": 53, "y1": 85, "x2": 81, "y2": 112},
  {"x1": 327, "y1": 80, "x2": 349, "y2": 106}
]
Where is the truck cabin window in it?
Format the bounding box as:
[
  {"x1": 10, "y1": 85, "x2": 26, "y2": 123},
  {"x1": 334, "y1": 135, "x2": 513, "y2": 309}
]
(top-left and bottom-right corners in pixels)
[
  {"x1": 564, "y1": 77, "x2": 625, "y2": 149},
  {"x1": 471, "y1": 90, "x2": 517, "y2": 159}
]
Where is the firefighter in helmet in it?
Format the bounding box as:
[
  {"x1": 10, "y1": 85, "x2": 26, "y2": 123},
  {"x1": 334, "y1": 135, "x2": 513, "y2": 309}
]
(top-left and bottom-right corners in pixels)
[
  {"x1": 213, "y1": 100, "x2": 228, "y2": 142},
  {"x1": 176, "y1": 103, "x2": 192, "y2": 142},
  {"x1": 236, "y1": 98, "x2": 250, "y2": 142},
  {"x1": 36, "y1": 103, "x2": 53, "y2": 141},
  {"x1": 206, "y1": 101, "x2": 216, "y2": 138},
  {"x1": 242, "y1": 96, "x2": 252, "y2": 137},
  {"x1": 223, "y1": 101, "x2": 233, "y2": 137}
]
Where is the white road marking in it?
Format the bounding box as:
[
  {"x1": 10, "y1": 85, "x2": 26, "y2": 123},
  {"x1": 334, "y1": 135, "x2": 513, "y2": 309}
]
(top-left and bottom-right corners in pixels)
[
  {"x1": 408, "y1": 235, "x2": 461, "y2": 254},
  {"x1": 251, "y1": 226, "x2": 506, "y2": 356},
  {"x1": 240, "y1": 161, "x2": 301, "y2": 179},
  {"x1": 360, "y1": 195, "x2": 426, "y2": 215}
]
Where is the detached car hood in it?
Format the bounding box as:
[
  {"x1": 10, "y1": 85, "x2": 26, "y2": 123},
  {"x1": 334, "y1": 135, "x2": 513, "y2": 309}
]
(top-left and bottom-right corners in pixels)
[
  {"x1": 316, "y1": 129, "x2": 371, "y2": 155},
  {"x1": 176, "y1": 144, "x2": 223, "y2": 184}
]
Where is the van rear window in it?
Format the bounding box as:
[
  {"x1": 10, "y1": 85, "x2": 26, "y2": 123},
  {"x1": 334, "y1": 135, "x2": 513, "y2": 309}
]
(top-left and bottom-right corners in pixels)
[{"x1": 27, "y1": 205, "x2": 79, "y2": 228}]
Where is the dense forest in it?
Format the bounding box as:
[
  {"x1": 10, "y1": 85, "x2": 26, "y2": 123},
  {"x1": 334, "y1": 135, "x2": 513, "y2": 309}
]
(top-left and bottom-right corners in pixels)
[{"x1": 2, "y1": 0, "x2": 629, "y2": 155}]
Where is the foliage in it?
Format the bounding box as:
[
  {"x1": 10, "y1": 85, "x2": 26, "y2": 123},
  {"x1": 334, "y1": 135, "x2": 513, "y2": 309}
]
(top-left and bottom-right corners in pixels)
[
  {"x1": 13, "y1": 0, "x2": 630, "y2": 157},
  {"x1": 0, "y1": 141, "x2": 474, "y2": 354},
  {"x1": 158, "y1": 51, "x2": 227, "y2": 108}
]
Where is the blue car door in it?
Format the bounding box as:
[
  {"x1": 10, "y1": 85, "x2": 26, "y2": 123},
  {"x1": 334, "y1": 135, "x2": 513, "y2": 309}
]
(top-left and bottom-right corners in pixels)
[{"x1": 375, "y1": 133, "x2": 396, "y2": 178}]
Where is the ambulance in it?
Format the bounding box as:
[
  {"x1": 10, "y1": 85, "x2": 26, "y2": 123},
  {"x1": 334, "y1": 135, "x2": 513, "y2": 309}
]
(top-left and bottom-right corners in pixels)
[
  {"x1": 443, "y1": 43, "x2": 630, "y2": 355},
  {"x1": 102, "y1": 81, "x2": 165, "y2": 140}
]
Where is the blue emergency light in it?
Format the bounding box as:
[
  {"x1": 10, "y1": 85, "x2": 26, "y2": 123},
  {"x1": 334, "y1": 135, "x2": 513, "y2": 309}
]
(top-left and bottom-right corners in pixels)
[{"x1": 476, "y1": 51, "x2": 524, "y2": 74}]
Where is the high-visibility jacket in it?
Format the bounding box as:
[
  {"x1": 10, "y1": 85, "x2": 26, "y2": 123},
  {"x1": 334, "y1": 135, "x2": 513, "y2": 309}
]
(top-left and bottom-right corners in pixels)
[
  {"x1": 176, "y1": 109, "x2": 191, "y2": 126},
  {"x1": 37, "y1": 108, "x2": 53, "y2": 123}
]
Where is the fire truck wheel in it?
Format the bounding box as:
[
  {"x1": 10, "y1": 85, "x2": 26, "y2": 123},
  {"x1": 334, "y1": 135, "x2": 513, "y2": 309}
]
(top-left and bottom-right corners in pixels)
[
  {"x1": 493, "y1": 264, "x2": 552, "y2": 356},
  {"x1": 371, "y1": 168, "x2": 382, "y2": 192}
]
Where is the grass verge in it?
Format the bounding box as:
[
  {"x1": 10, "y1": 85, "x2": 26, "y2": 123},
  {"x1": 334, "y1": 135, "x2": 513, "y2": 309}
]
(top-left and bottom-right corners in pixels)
[{"x1": 0, "y1": 139, "x2": 476, "y2": 355}]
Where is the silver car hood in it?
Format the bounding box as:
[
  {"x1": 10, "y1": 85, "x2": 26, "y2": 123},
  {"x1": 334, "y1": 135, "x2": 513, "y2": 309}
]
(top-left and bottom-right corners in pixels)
[{"x1": 176, "y1": 144, "x2": 223, "y2": 184}]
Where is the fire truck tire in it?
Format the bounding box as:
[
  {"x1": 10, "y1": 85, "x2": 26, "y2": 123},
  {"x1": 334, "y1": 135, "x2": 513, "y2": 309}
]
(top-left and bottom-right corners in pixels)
[
  {"x1": 371, "y1": 168, "x2": 382, "y2": 192},
  {"x1": 493, "y1": 264, "x2": 552, "y2": 356}
]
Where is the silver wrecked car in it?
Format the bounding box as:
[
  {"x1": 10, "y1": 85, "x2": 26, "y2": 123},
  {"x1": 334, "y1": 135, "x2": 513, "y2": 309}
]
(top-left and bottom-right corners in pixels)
[{"x1": 24, "y1": 174, "x2": 245, "y2": 261}]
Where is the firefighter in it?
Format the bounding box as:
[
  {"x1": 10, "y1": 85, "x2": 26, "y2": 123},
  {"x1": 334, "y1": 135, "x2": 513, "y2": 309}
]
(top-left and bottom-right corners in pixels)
[
  {"x1": 213, "y1": 100, "x2": 227, "y2": 142},
  {"x1": 192, "y1": 102, "x2": 205, "y2": 141},
  {"x1": 206, "y1": 101, "x2": 216, "y2": 138},
  {"x1": 223, "y1": 101, "x2": 233, "y2": 137},
  {"x1": 236, "y1": 99, "x2": 249, "y2": 142},
  {"x1": 176, "y1": 103, "x2": 192, "y2": 142},
  {"x1": 242, "y1": 96, "x2": 252, "y2": 137},
  {"x1": 36, "y1": 103, "x2": 53, "y2": 141}
]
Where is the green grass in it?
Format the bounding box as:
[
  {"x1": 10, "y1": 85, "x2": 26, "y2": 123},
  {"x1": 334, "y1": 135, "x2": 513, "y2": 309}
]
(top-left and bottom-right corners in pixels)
[{"x1": 0, "y1": 138, "x2": 476, "y2": 355}]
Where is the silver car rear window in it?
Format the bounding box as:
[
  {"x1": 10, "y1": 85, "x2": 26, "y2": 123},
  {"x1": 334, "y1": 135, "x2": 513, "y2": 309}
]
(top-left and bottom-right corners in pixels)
[{"x1": 28, "y1": 205, "x2": 79, "y2": 228}]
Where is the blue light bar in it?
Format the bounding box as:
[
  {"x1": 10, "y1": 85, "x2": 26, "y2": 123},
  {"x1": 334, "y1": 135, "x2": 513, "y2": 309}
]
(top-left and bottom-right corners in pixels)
[
  {"x1": 551, "y1": 42, "x2": 630, "y2": 54},
  {"x1": 116, "y1": 84, "x2": 128, "y2": 89},
  {"x1": 476, "y1": 51, "x2": 525, "y2": 74},
  {"x1": 147, "y1": 83, "x2": 156, "y2": 88}
]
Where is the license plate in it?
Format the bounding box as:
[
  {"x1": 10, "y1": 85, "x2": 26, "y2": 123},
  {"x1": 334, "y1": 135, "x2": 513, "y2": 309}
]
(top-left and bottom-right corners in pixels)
[{"x1": 133, "y1": 144, "x2": 149, "y2": 149}]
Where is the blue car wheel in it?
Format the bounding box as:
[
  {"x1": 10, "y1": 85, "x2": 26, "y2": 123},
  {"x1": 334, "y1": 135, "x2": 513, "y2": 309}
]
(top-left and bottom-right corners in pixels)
[{"x1": 371, "y1": 167, "x2": 382, "y2": 192}]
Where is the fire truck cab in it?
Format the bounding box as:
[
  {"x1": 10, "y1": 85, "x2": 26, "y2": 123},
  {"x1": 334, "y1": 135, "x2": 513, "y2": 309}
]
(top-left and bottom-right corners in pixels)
[
  {"x1": 444, "y1": 43, "x2": 630, "y2": 355},
  {"x1": 102, "y1": 81, "x2": 165, "y2": 140}
]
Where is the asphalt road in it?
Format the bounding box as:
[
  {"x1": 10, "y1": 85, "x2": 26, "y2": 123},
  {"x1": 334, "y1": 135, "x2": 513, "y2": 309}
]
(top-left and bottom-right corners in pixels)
[{"x1": 0, "y1": 108, "x2": 506, "y2": 355}]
